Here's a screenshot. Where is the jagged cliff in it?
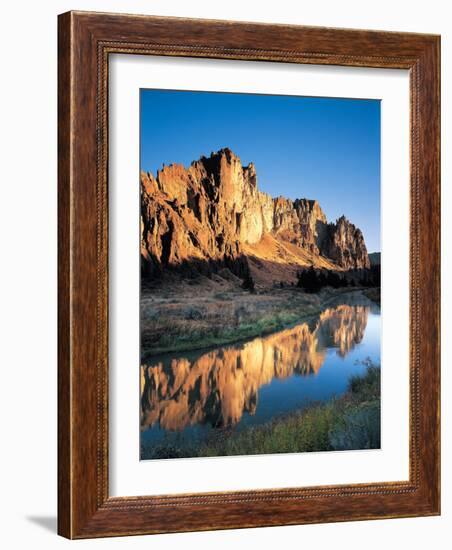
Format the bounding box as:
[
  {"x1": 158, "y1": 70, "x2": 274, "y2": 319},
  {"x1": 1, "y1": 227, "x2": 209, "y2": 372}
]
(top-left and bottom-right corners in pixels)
[{"x1": 141, "y1": 148, "x2": 370, "y2": 283}]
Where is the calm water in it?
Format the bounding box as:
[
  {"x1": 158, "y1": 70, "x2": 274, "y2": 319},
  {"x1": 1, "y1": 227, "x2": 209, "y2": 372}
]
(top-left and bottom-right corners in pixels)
[{"x1": 140, "y1": 292, "x2": 380, "y2": 457}]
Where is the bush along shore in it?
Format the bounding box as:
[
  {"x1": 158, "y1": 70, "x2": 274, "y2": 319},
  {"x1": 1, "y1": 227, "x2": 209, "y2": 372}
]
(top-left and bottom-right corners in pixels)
[{"x1": 141, "y1": 364, "x2": 381, "y2": 459}]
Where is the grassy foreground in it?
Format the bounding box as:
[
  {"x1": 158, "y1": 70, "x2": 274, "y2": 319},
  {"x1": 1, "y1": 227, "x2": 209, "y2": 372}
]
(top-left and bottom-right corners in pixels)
[{"x1": 141, "y1": 365, "x2": 381, "y2": 459}]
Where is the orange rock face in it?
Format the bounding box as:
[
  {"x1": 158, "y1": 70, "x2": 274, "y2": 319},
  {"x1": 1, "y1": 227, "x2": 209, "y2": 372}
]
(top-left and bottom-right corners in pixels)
[{"x1": 140, "y1": 148, "x2": 370, "y2": 279}]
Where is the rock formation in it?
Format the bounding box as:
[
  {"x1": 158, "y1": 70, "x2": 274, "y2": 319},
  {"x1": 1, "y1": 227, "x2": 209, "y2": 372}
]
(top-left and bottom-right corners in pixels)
[
  {"x1": 320, "y1": 216, "x2": 370, "y2": 271},
  {"x1": 140, "y1": 148, "x2": 370, "y2": 281}
]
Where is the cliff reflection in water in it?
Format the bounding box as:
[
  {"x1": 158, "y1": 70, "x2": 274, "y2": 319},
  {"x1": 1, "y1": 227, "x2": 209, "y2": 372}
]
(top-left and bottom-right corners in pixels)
[{"x1": 140, "y1": 304, "x2": 369, "y2": 432}]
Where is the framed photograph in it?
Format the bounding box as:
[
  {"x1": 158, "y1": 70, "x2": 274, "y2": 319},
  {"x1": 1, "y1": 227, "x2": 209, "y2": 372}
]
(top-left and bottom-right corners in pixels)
[{"x1": 58, "y1": 11, "x2": 440, "y2": 538}]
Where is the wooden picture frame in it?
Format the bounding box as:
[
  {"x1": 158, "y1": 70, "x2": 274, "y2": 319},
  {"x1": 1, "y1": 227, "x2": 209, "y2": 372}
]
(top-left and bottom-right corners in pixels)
[{"x1": 58, "y1": 10, "x2": 440, "y2": 539}]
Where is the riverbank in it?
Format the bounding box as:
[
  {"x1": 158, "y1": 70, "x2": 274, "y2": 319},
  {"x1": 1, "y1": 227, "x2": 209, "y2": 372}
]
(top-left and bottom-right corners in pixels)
[
  {"x1": 363, "y1": 287, "x2": 381, "y2": 306},
  {"x1": 141, "y1": 365, "x2": 381, "y2": 459},
  {"x1": 141, "y1": 282, "x2": 378, "y2": 358}
]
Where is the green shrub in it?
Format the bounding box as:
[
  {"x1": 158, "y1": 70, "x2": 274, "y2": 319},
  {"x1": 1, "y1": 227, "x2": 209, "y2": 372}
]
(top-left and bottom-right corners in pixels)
[
  {"x1": 329, "y1": 401, "x2": 381, "y2": 450},
  {"x1": 349, "y1": 364, "x2": 380, "y2": 401},
  {"x1": 141, "y1": 307, "x2": 159, "y2": 321},
  {"x1": 183, "y1": 306, "x2": 204, "y2": 320}
]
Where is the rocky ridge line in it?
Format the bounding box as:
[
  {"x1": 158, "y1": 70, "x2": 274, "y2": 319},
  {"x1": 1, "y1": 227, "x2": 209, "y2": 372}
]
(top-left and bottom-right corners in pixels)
[{"x1": 141, "y1": 148, "x2": 370, "y2": 279}]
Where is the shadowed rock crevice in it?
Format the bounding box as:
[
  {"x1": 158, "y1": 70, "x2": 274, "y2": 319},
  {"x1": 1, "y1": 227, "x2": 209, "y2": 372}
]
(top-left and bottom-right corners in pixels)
[{"x1": 160, "y1": 221, "x2": 174, "y2": 267}]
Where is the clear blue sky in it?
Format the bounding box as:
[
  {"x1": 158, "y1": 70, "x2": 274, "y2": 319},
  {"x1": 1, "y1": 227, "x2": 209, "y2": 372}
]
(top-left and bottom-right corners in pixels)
[{"x1": 140, "y1": 89, "x2": 381, "y2": 252}]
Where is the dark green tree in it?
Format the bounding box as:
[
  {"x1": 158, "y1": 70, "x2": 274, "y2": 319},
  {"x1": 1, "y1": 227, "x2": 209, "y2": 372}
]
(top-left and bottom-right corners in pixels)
[
  {"x1": 297, "y1": 266, "x2": 322, "y2": 293},
  {"x1": 326, "y1": 271, "x2": 342, "y2": 289},
  {"x1": 242, "y1": 272, "x2": 255, "y2": 292}
]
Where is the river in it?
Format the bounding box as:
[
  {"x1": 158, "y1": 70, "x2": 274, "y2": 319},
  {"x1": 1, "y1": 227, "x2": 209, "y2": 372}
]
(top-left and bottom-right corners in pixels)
[{"x1": 140, "y1": 292, "x2": 380, "y2": 458}]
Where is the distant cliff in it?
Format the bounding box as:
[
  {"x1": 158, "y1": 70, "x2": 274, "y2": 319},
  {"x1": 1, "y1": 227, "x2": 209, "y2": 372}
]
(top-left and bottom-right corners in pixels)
[{"x1": 141, "y1": 148, "x2": 370, "y2": 281}]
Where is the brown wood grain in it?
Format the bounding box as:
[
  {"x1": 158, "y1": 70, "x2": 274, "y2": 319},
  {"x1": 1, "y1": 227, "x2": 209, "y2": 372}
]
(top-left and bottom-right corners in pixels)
[
  {"x1": 57, "y1": 10, "x2": 72, "y2": 539},
  {"x1": 57, "y1": 10, "x2": 440, "y2": 539}
]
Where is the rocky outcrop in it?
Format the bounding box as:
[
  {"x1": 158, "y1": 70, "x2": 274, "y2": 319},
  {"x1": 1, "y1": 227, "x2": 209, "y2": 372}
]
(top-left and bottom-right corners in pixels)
[
  {"x1": 140, "y1": 148, "x2": 370, "y2": 278},
  {"x1": 320, "y1": 216, "x2": 370, "y2": 270}
]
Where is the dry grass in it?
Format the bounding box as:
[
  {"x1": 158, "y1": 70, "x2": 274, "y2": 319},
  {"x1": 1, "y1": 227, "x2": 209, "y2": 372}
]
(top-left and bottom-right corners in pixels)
[{"x1": 140, "y1": 278, "x2": 364, "y2": 358}]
